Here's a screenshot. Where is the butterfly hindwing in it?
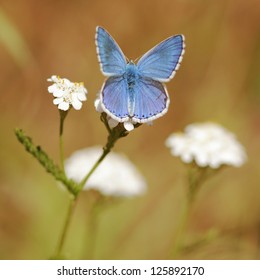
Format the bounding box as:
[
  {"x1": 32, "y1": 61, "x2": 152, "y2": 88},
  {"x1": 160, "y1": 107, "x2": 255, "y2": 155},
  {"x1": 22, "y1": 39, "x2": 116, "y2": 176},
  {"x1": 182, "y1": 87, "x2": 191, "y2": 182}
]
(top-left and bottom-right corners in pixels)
[
  {"x1": 137, "y1": 35, "x2": 185, "y2": 82},
  {"x1": 101, "y1": 76, "x2": 129, "y2": 122},
  {"x1": 132, "y1": 76, "x2": 169, "y2": 123},
  {"x1": 96, "y1": 26, "x2": 126, "y2": 76}
]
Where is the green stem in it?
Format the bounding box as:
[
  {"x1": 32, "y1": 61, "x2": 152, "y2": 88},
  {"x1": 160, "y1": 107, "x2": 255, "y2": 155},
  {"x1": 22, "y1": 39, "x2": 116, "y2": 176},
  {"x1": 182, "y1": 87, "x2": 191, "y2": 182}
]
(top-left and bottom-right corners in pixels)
[
  {"x1": 77, "y1": 120, "x2": 125, "y2": 192},
  {"x1": 171, "y1": 166, "x2": 208, "y2": 258},
  {"x1": 59, "y1": 110, "x2": 68, "y2": 173},
  {"x1": 83, "y1": 195, "x2": 104, "y2": 259},
  {"x1": 188, "y1": 166, "x2": 209, "y2": 203},
  {"x1": 53, "y1": 196, "x2": 77, "y2": 259},
  {"x1": 171, "y1": 194, "x2": 193, "y2": 259},
  {"x1": 53, "y1": 114, "x2": 129, "y2": 259},
  {"x1": 79, "y1": 148, "x2": 110, "y2": 190}
]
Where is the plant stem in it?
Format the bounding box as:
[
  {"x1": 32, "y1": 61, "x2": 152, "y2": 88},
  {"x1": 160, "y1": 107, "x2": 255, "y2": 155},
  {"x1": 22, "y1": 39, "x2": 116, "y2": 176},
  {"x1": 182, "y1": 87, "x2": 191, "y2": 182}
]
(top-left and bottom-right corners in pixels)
[
  {"x1": 171, "y1": 166, "x2": 208, "y2": 258},
  {"x1": 77, "y1": 120, "x2": 125, "y2": 192},
  {"x1": 59, "y1": 110, "x2": 68, "y2": 173},
  {"x1": 79, "y1": 148, "x2": 110, "y2": 190},
  {"x1": 83, "y1": 195, "x2": 104, "y2": 259},
  {"x1": 53, "y1": 195, "x2": 77, "y2": 259},
  {"x1": 53, "y1": 115, "x2": 128, "y2": 258},
  {"x1": 171, "y1": 193, "x2": 193, "y2": 259}
]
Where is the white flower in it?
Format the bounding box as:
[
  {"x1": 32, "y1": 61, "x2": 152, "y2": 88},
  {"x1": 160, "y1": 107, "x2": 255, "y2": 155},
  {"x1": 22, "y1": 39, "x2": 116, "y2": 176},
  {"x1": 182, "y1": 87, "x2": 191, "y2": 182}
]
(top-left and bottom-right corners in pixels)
[
  {"x1": 47, "y1": 75, "x2": 87, "y2": 111},
  {"x1": 65, "y1": 146, "x2": 147, "y2": 197},
  {"x1": 165, "y1": 122, "x2": 247, "y2": 169}
]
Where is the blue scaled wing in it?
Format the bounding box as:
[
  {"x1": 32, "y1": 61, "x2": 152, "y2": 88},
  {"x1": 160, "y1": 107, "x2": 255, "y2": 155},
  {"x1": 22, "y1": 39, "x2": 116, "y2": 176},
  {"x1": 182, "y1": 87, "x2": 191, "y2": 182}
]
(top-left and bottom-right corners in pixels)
[
  {"x1": 137, "y1": 35, "x2": 185, "y2": 82},
  {"x1": 101, "y1": 76, "x2": 129, "y2": 122},
  {"x1": 132, "y1": 77, "x2": 170, "y2": 123},
  {"x1": 96, "y1": 26, "x2": 126, "y2": 76}
]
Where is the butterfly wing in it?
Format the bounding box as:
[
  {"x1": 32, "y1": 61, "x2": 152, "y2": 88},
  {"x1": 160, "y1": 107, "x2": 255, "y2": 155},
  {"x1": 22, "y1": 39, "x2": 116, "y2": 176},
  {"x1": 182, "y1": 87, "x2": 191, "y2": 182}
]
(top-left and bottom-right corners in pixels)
[
  {"x1": 137, "y1": 35, "x2": 185, "y2": 82},
  {"x1": 131, "y1": 76, "x2": 169, "y2": 123},
  {"x1": 100, "y1": 76, "x2": 129, "y2": 122},
  {"x1": 96, "y1": 26, "x2": 127, "y2": 76}
]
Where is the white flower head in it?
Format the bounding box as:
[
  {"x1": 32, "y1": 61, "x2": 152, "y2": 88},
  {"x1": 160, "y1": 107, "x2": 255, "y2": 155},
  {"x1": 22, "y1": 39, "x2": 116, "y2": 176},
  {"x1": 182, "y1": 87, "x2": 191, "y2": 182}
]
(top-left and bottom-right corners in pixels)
[
  {"x1": 65, "y1": 146, "x2": 147, "y2": 197},
  {"x1": 47, "y1": 75, "x2": 87, "y2": 111},
  {"x1": 165, "y1": 122, "x2": 247, "y2": 169}
]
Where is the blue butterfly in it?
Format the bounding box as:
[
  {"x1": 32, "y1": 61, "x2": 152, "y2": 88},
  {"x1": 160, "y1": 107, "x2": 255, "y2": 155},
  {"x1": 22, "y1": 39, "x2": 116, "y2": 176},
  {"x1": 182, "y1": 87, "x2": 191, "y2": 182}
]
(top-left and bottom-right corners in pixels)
[{"x1": 95, "y1": 26, "x2": 185, "y2": 125}]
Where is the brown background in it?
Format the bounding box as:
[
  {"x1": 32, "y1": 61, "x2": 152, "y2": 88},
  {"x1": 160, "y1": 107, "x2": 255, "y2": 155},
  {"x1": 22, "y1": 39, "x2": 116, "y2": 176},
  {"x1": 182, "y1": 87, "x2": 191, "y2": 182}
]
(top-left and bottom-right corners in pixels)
[{"x1": 0, "y1": 0, "x2": 260, "y2": 259}]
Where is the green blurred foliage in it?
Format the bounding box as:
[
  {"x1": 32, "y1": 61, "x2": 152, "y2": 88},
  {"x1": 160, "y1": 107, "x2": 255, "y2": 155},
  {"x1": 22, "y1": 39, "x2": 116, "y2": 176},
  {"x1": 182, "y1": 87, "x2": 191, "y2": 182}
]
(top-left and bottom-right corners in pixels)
[{"x1": 0, "y1": 0, "x2": 260, "y2": 259}]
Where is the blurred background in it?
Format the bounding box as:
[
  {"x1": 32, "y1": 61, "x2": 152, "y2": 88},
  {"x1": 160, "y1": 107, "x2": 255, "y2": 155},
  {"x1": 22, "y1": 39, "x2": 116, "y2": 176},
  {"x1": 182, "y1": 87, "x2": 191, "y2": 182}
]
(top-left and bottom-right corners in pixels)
[{"x1": 0, "y1": 0, "x2": 260, "y2": 260}]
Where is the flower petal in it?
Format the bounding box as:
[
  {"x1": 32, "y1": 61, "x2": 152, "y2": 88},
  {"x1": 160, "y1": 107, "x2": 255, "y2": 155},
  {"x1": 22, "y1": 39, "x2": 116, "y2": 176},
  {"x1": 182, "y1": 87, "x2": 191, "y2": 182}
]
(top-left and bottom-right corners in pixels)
[
  {"x1": 71, "y1": 98, "x2": 82, "y2": 110},
  {"x1": 124, "y1": 121, "x2": 134, "y2": 131},
  {"x1": 77, "y1": 91, "x2": 87, "y2": 101},
  {"x1": 53, "y1": 97, "x2": 63, "y2": 105},
  {"x1": 94, "y1": 98, "x2": 103, "y2": 113},
  {"x1": 58, "y1": 101, "x2": 70, "y2": 111},
  {"x1": 108, "y1": 117, "x2": 119, "y2": 128}
]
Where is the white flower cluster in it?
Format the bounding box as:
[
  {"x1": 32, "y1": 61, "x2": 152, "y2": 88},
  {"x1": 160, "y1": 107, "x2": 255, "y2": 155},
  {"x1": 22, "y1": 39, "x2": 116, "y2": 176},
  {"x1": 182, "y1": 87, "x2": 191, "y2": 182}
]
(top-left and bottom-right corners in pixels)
[
  {"x1": 47, "y1": 75, "x2": 87, "y2": 111},
  {"x1": 65, "y1": 146, "x2": 147, "y2": 197},
  {"x1": 165, "y1": 122, "x2": 247, "y2": 169}
]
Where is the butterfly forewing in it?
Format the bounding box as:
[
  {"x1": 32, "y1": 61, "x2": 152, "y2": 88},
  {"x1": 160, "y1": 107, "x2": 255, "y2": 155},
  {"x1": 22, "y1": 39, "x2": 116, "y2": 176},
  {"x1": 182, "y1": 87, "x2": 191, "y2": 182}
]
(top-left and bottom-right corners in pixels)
[
  {"x1": 137, "y1": 35, "x2": 185, "y2": 82},
  {"x1": 96, "y1": 27, "x2": 127, "y2": 76}
]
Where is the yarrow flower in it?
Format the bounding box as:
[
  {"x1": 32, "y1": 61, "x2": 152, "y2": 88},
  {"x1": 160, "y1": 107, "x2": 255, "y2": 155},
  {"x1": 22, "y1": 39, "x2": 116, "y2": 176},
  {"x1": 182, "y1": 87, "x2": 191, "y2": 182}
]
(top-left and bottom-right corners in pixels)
[
  {"x1": 47, "y1": 75, "x2": 87, "y2": 111},
  {"x1": 65, "y1": 146, "x2": 147, "y2": 197},
  {"x1": 94, "y1": 97, "x2": 152, "y2": 132},
  {"x1": 165, "y1": 122, "x2": 247, "y2": 169}
]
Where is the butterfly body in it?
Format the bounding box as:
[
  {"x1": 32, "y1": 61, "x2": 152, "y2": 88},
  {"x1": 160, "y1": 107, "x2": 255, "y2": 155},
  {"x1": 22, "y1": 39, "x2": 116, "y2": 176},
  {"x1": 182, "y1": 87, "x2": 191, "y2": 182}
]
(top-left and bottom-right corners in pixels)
[
  {"x1": 96, "y1": 26, "x2": 185, "y2": 124},
  {"x1": 125, "y1": 62, "x2": 138, "y2": 89}
]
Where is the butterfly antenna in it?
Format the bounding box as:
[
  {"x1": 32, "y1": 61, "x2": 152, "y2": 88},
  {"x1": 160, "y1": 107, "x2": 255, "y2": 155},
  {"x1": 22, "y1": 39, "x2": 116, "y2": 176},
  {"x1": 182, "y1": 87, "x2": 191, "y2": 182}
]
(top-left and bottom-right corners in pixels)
[{"x1": 134, "y1": 55, "x2": 142, "y2": 63}]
